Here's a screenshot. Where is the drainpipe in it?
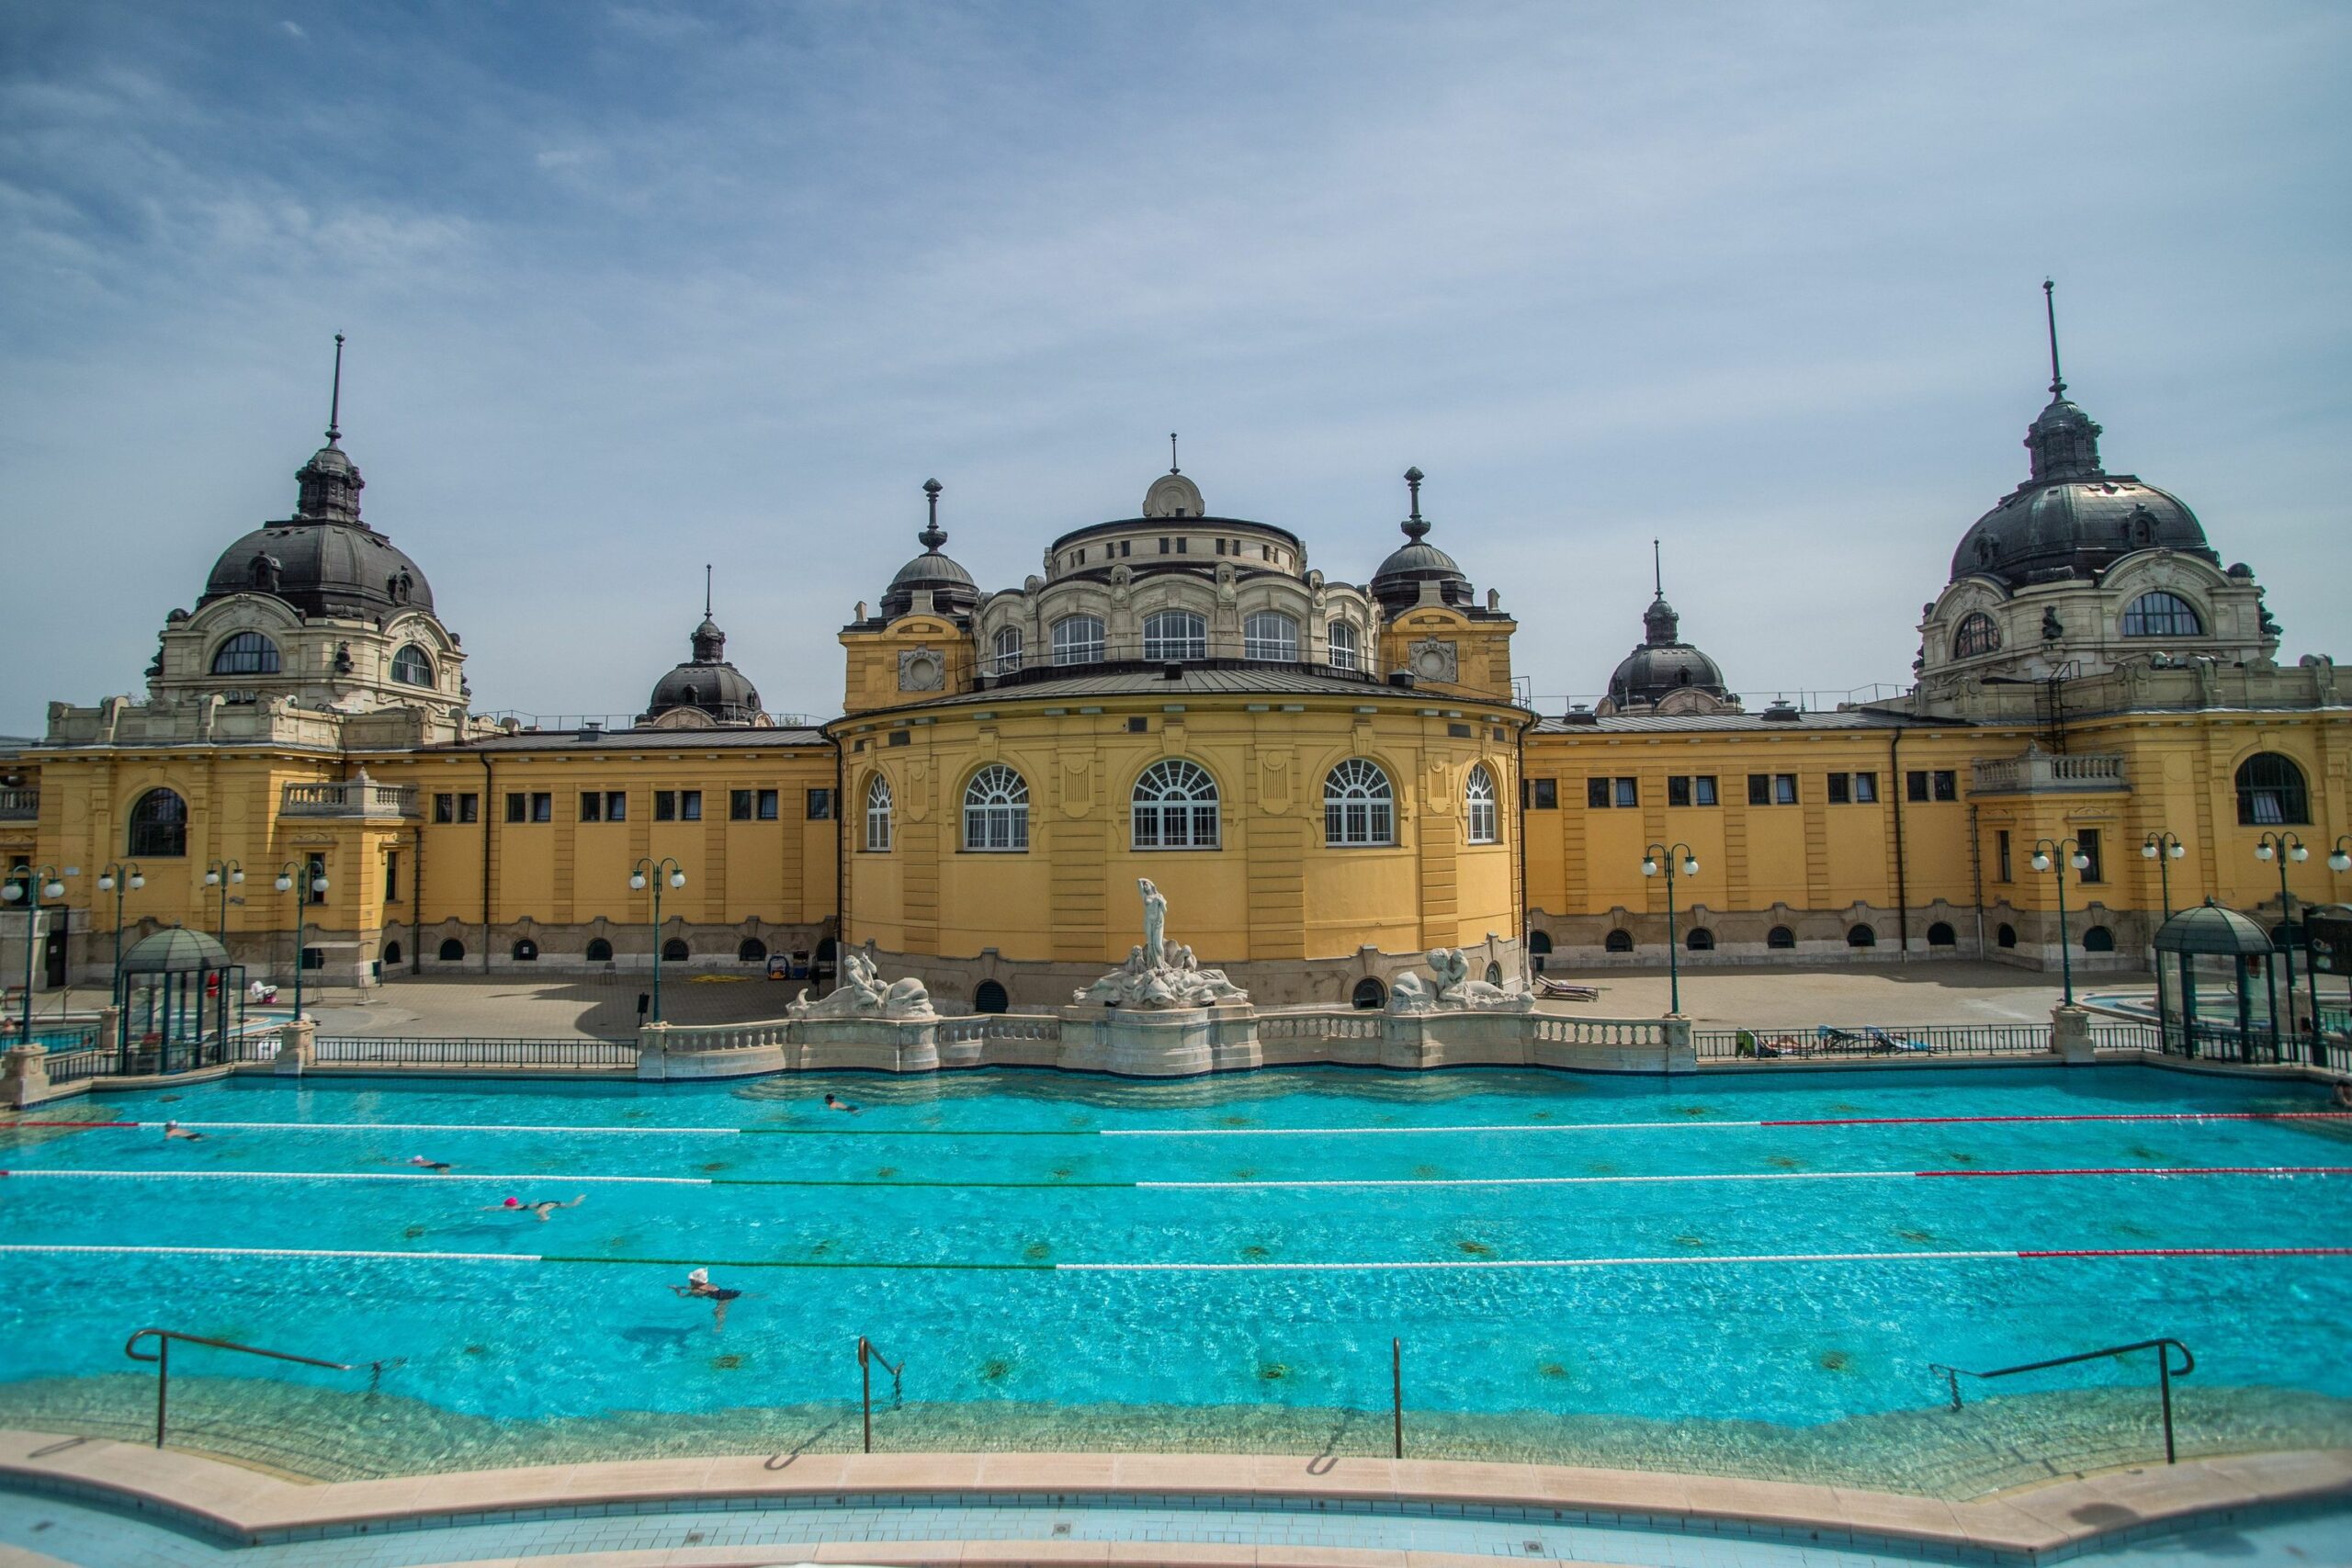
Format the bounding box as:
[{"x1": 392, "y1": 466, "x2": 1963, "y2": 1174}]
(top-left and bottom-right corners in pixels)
[
  {"x1": 409, "y1": 825, "x2": 424, "y2": 976},
  {"x1": 831, "y1": 727, "x2": 847, "y2": 960},
  {"x1": 478, "y1": 750, "x2": 494, "y2": 976},
  {"x1": 1968, "y1": 802, "x2": 1985, "y2": 956},
  {"x1": 1514, "y1": 706, "x2": 1537, "y2": 986},
  {"x1": 1889, "y1": 728, "x2": 1910, "y2": 960}
]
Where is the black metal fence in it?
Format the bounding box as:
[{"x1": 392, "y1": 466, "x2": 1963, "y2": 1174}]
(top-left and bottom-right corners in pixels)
[
  {"x1": 311, "y1": 1036, "x2": 638, "y2": 1068},
  {"x1": 1695, "y1": 1021, "x2": 2164, "y2": 1061}
]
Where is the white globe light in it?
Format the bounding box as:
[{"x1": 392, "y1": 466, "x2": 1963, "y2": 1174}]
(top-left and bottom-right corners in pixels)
[
  {"x1": 311, "y1": 875, "x2": 330, "y2": 893},
  {"x1": 2331, "y1": 850, "x2": 2352, "y2": 873},
  {"x1": 204, "y1": 870, "x2": 220, "y2": 886},
  {"x1": 2256, "y1": 844, "x2": 2274, "y2": 862},
  {"x1": 2169, "y1": 842, "x2": 2185, "y2": 859},
  {"x1": 2142, "y1": 842, "x2": 2158, "y2": 860},
  {"x1": 2290, "y1": 845, "x2": 2309, "y2": 863},
  {"x1": 276, "y1": 875, "x2": 293, "y2": 892},
  {"x1": 2070, "y1": 853, "x2": 2089, "y2": 871},
  {"x1": 130, "y1": 874, "x2": 144, "y2": 889},
  {"x1": 98, "y1": 874, "x2": 116, "y2": 893},
  {"x1": 629, "y1": 873, "x2": 647, "y2": 890},
  {"x1": 2030, "y1": 852, "x2": 2052, "y2": 873},
  {"x1": 42, "y1": 881, "x2": 63, "y2": 899},
  {"x1": 1640, "y1": 859, "x2": 1658, "y2": 877},
  {"x1": 1681, "y1": 858, "x2": 1699, "y2": 876},
  {"x1": 0, "y1": 883, "x2": 19, "y2": 902},
  {"x1": 668, "y1": 870, "x2": 686, "y2": 889},
  {"x1": 232, "y1": 869, "x2": 245, "y2": 884}
]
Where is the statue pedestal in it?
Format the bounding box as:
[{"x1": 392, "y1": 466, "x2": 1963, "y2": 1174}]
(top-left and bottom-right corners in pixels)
[
  {"x1": 2, "y1": 1044, "x2": 50, "y2": 1109},
  {"x1": 788, "y1": 1016, "x2": 941, "y2": 1074},
  {"x1": 1057, "y1": 1003, "x2": 1260, "y2": 1077},
  {"x1": 2049, "y1": 1003, "x2": 2097, "y2": 1065},
  {"x1": 273, "y1": 1019, "x2": 315, "y2": 1075}
]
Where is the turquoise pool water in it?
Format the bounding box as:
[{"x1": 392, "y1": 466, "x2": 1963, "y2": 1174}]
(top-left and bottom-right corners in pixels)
[{"x1": 2, "y1": 1064, "x2": 2348, "y2": 1482}]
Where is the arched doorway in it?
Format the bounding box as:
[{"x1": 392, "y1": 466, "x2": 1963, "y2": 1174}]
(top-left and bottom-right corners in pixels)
[
  {"x1": 1351, "y1": 976, "x2": 1386, "y2": 1010},
  {"x1": 974, "y1": 980, "x2": 1010, "y2": 1014}
]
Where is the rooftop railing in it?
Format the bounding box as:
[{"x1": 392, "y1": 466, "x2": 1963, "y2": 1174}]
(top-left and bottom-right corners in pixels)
[
  {"x1": 280, "y1": 780, "x2": 421, "y2": 818},
  {"x1": 1971, "y1": 751, "x2": 2129, "y2": 795},
  {"x1": 0, "y1": 787, "x2": 36, "y2": 821}
]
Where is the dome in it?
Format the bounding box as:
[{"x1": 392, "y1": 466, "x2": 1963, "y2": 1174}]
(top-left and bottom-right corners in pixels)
[
  {"x1": 2154, "y1": 899, "x2": 2275, "y2": 957},
  {"x1": 121, "y1": 927, "x2": 232, "y2": 975},
  {"x1": 201, "y1": 513, "x2": 435, "y2": 619},
  {"x1": 880, "y1": 479, "x2": 978, "y2": 619},
  {"x1": 1605, "y1": 580, "x2": 1730, "y2": 709},
  {"x1": 642, "y1": 604, "x2": 763, "y2": 726},
  {"x1": 1370, "y1": 468, "x2": 1471, "y2": 616}
]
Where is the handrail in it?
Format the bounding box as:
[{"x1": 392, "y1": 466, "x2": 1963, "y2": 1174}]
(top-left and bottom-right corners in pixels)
[
  {"x1": 856, "y1": 1335, "x2": 904, "y2": 1454},
  {"x1": 125, "y1": 1327, "x2": 394, "y2": 1449},
  {"x1": 1929, "y1": 1337, "x2": 2193, "y2": 1463},
  {"x1": 1390, "y1": 1337, "x2": 1403, "y2": 1459}
]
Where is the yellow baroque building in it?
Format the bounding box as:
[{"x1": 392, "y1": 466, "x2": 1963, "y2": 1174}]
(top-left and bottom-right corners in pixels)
[{"x1": 5, "y1": 326, "x2": 2347, "y2": 1015}]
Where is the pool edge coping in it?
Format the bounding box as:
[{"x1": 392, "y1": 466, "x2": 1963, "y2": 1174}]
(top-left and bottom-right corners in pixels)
[{"x1": 2, "y1": 1430, "x2": 2346, "y2": 1565}]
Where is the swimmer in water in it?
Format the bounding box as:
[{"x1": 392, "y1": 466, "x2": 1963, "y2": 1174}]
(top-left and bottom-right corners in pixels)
[
  {"x1": 407, "y1": 1156, "x2": 454, "y2": 1173},
  {"x1": 670, "y1": 1266, "x2": 742, "y2": 1330},
  {"x1": 481, "y1": 1194, "x2": 585, "y2": 1221},
  {"x1": 163, "y1": 1122, "x2": 204, "y2": 1142},
  {"x1": 823, "y1": 1093, "x2": 860, "y2": 1113}
]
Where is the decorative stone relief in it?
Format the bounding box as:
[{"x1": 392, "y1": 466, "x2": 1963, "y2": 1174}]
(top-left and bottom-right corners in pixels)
[
  {"x1": 789, "y1": 943, "x2": 935, "y2": 1021},
  {"x1": 1408, "y1": 638, "x2": 1458, "y2": 683},
  {"x1": 898, "y1": 647, "x2": 944, "y2": 692},
  {"x1": 1388, "y1": 947, "x2": 1533, "y2": 1014}
]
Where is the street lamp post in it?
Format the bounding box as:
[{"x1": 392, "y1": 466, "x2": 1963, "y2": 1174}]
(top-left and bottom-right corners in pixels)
[
  {"x1": 2140, "y1": 831, "x2": 2187, "y2": 923},
  {"x1": 275, "y1": 861, "x2": 329, "y2": 1023},
  {"x1": 2030, "y1": 837, "x2": 2090, "y2": 1006},
  {"x1": 96, "y1": 862, "x2": 145, "y2": 1006},
  {"x1": 202, "y1": 859, "x2": 244, "y2": 949},
  {"x1": 2254, "y1": 831, "x2": 2309, "y2": 1034},
  {"x1": 631, "y1": 858, "x2": 688, "y2": 1023},
  {"x1": 2, "y1": 863, "x2": 76, "y2": 1044},
  {"x1": 1640, "y1": 841, "x2": 1700, "y2": 1016},
  {"x1": 2330, "y1": 837, "x2": 2352, "y2": 1032}
]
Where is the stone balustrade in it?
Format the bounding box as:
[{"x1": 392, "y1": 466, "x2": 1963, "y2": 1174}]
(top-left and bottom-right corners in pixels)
[
  {"x1": 279, "y1": 780, "x2": 422, "y2": 818},
  {"x1": 0, "y1": 788, "x2": 36, "y2": 822},
  {"x1": 1971, "y1": 750, "x2": 2128, "y2": 795}
]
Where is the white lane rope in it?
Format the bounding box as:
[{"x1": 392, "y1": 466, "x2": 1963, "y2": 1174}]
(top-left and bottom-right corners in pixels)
[
  {"x1": 0, "y1": 1243, "x2": 540, "y2": 1263},
  {"x1": 1, "y1": 1169, "x2": 710, "y2": 1186}
]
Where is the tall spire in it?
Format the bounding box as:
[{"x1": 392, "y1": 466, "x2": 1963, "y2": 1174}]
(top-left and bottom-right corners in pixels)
[
  {"x1": 326, "y1": 332, "x2": 345, "y2": 443},
  {"x1": 1170, "y1": 433, "x2": 1180, "y2": 474},
  {"x1": 704, "y1": 563, "x2": 713, "y2": 619},
  {"x1": 1401, "y1": 466, "x2": 1429, "y2": 542},
  {"x1": 2023, "y1": 279, "x2": 2103, "y2": 482},
  {"x1": 294, "y1": 333, "x2": 364, "y2": 523},
  {"x1": 1652, "y1": 537, "x2": 1663, "y2": 598},
  {"x1": 690, "y1": 564, "x2": 725, "y2": 662},
  {"x1": 1643, "y1": 539, "x2": 1679, "y2": 647},
  {"x1": 919, "y1": 478, "x2": 946, "y2": 551},
  {"x1": 2041, "y1": 279, "x2": 2064, "y2": 400}
]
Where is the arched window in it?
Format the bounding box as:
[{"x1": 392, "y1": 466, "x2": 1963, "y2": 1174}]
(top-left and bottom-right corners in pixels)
[
  {"x1": 1464, "y1": 764, "x2": 1498, "y2": 845},
  {"x1": 437, "y1": 938, "x2": 467, "y2": 962},
  {"x1": 1952, "y1": 613, "x2": 2001, "y2": 660},
  {"x1": 127, "y1": 789, "x2": 187, "y2": 857},
  {"x1": 586, "y1": 937, "x2": 614, "y2": 962},
  {"x1": 1326, "y1": 620, "x2": 1360, "y2": 671},
  {"x1": 1133, "y1": 760, "x2": 1220, "y2": 849},
  {"x1": 2235, "y1": 752, "x2": 2310, "y2": 825},
  {"x1": 1051, "y1": 615, "x2": 1104, "y2": 666},
  {"x1": 210, "y1": 631, "x2": 281, "y2": 675},
  {"x1": 1484, "y1": 961, "x2": 1503, "y2": 985},
  {"x1": 1527, "y1": 930, "x2": 1553, "y2": 973},
  {"x1": 1767, "y1": 926, "x2": 1796, "y2": 950},
  {"x1": 1351, "y1": 976, "x2": 1387, "y2": 1010},
  {"x1": 2121, "y1": 592, "x2": 2202, "y2": 638},
  {"x1": 739, "y1": 937, "x2": 768, "y2": 962},
  {"x1": 991, "y1": 626, "x2": 1024, "y2": 674},
  {"x1": 1243, "y1": 612, "x2": 1299, "y2": 662},
  {"x1": 1847, "y1": 924, "x2": 1877, "y2": 948},
  {"x1": 382, "y1": 941, "x2": 403, "y2": 966},
  {"x1": 662, "y1": 938, "x2": 690, "y2": 962},
  {"x1": 1604, "y1": 930, "x2": 1634, "y2": 953},
  {"x1": 1143, "y1": 610, "x2": 1206, "y2": 661},
  {"x1": 1927, "y1": 921, "x2": 1957, "y2": 948},
  {"x1": 974, "y1": 979, "x2": 1010, "y2": 1014},
  {"x1": 1324, "y1": 759, "x2": 1396, "y2": 847},
  {"x1": 963, "y1": 764, "x2": 1030, "y2": 852},
  {"x1": 390, "y1": 643, "x2": 435, "y2": 686},
  {"x1": 1996, "y1": 922, "x2": 2018, "y2": 949},
  {"x1": 1686, "y1": 928, "x2": 1715, "y2": 952},
  {"x1": 2082, "y1": 925, "x2": 2116, "y2": 953},
  {"x1": 864, "y1": 775, "x2": 894, "y2": 852},
  {"x1": 513, "y1": 939, "x2": 538, "y2": 962}
]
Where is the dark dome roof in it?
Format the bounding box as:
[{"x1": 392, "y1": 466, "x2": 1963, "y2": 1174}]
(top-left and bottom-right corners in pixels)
[
  {"x1": 880, "y1": 479, "x2": 979, "y2": 619},
  {"x1": 1370, "y1": 468, "x2": 1471, "y2": 616},
  {"x1": 642, "y1": 614, "x2": 763, "y2": 725},
  {"x1": 1951, "y1": 387, "x2": 2213, "y2": 588},
  {"x1": 2154, "y1": 899, "x2": 2274, "y2": 956},
  {"x1": 1607, "y1": 592, "x2": 1729, "y2": 707},
  {"x1": 122, "y1": 927, "x2": 232, "y2": 974},
  {"x1": 198, "y1": 436, "x2": 435, "y2": 618}
]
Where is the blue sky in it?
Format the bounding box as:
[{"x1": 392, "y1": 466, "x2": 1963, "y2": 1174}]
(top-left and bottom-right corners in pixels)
[{"x1": 3, "y1": 1, "x2": 2346, "y2": 733}]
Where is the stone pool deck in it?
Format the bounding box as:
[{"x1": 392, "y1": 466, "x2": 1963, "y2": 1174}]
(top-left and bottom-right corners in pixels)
[{"x1": 1, "y1": 1429, "x2": 2346, "y2": 1567}]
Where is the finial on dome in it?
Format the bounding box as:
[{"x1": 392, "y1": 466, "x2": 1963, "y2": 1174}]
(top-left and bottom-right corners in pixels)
[
  {"x1": 1652, "y1": 537, "x2": 1663, "y2": 599},
  {"x1": 1170, "y1": 433, "x2": 1180, "y2": 474},
  {"x1": 1401, "y1": 467, "x2": 1428, "y2": 542},
  {"x1": 2041, "y1": 279, "x2": 2064, "y2": 400},
  {"x1": 704, "y1": 563, "x2": 712, "y2": 618},
  {"x1": 919, "y1": 479, "x2": 946, "y2": 551},
  {"x1": 326, "y1": 333, "x2": 345, "y2": 443}
]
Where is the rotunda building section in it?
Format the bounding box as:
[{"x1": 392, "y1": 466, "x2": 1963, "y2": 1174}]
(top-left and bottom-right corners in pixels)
[
  {"x1": 1367, "y1": 468, "x2": 1517, "y2": 703},
  {"x1": 639, "y1": 595, "x2": 770, "y2": 728}
]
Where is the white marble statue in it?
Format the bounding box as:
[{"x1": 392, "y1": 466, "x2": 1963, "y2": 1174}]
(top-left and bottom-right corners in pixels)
[
  {"x1": 1387, "y1": 947, "x2": 1534, "y2": 1015},
  {"x1": 790, "y1": 946, "x2": 936, "y2": 1021},
  {"x1": 1071, "y1": 882, "x2": 1252, "y2": 1010}
]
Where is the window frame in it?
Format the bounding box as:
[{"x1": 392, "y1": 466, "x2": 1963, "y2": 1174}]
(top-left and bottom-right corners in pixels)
[
  {"x1": 1952, "y1": 611, "x2": 2001, "y2": 660},
  {"x1": 864, "y1": 774, "x2": 894, "y2": 852},
  {"x1": 209, "y1": 630, "x2": 281, "y2": 676},
  {"x1": 1131, "y1": 759, "x2": 1221, "y2": 851},
  {"x1": 991, "y1": 625, "x2": 1024, "y2": 674},
  {"x1": 1051, "y1": 615, "x2": 1105, "y2": 667},
  {"x1": 1323, "y1": 758, "x2": 1396, "y2": 848},
  {"x1": 961, "y1": 763, "x2": 1031, "y2": 852},
  {"x1": 1142, "y1": 609, "x2": 1207, "y2": 662},
  {"x1": 127, "y1": 788, "x2": 189, "y2": 858},
  {"x1": 2234, "y1": 752, "x2": 2311, "y2": 826},
  {"x1": 390, "y1": 642, "x2": 435, "y2": 686},
  {"x1": 1464, "y1": 763, "x2": 1498, "y2": 845},
  {"x1": 2120, "y1": 591, "x2": 2204, "y2": 639},
  {"x1": 1325, "y1": 619, "x2": 1360, "y2": 671},
  {"x1": 1242, "y1": 611, "x2": 1300, "y2": 662}
]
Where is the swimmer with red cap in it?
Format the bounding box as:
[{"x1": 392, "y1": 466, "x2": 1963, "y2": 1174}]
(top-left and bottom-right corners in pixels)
[{"x1": 481, "y1": 1193, "x2": 584, "y2": 1221}]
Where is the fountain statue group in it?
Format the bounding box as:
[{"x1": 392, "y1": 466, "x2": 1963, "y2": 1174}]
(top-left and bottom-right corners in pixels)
[
  {"x1": 1388, "y1": 946, "x2": 1533, "y2": 1013},
  {"x1": 1073, "y1": 879, "x2": 1250, "y2": 1010},
  {"x1": 787, "y1": 941, "x2": 937, "y2": 1021}
]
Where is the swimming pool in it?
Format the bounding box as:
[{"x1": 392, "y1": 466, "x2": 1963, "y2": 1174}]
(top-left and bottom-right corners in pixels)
[{"x1": 2, "y1": 1064, "x2": 2348, "y2": 1492}]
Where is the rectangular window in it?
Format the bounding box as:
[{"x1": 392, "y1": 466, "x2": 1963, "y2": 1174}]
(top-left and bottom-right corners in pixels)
[
  {"x1": 680, "y1": 790, "x2": 702, "y2": 821},
  {"x1": 1588, "y1": 777, "x2": 1611, "y2": 809},
  {"x1": 1748, "y1": 773, "x2": 1771, "y2": 806},
  {"x1": 1530, "y1": 778, "x2": 1557, "y2": 810},
  {"x1": 1934, "y1": 770, "x2": 1957, "y2": 801},
  {"x1": 435, "y1": 792, "x2": 455, "y2": 823},
  {"x1": 1997, "y1": 829, "x2": 2012, "y2": 882},
  {"x1": 1216, "y1": 538, "x2": 1226, "y2": 555},
  {"x1": 604, "y1": 791, "x2": 624, "y2": 821},
  {"x1": 530, "y1": 792, "x2": 551, "y2": 823},
  {"x1": 757, "y1": 788, "x2": 778, "y2": 819},
  {"x1": 655, "y1": 790, "x2": 675, "y2": 821},
  {"x1": 1694, "y1": 775, "x2": 1718, "y2": 807},
  {"x1": 458, "y1": 793, "x2": 479, "y2": 823},
  {"x1": 1774, "y1": 774, "x2": 1797, "y2": 805},
  {"x1": 2077, "y1": 828, "x2": 2104, "y2": 884},
  {"x1": 1853, "y1": 772, "x2": 1877, "y2": 804},
  {"x1": 730, "y1": 789, "x2": 752, "y2": 821},
  {"x1": 1906, "y1": 770, "x2": 1930, "y2": 803},
  {"x1": 1668, "y1": 775, "x2": 1690, "y2": 807},
  {"x1": 1121, "y1": 540, "x2": 1131, "y2": 557},
  {"x1": 808, "y1": 788, "x2": 834, "y2": 820},
  {"x1": 506, "y1": 793, "x2": 527, "y2": 823},
  {"x1": 1613, "y1": 777, "x2": 1638, "y2": 808},
  {"x1": 888, "y1": 729, "x2": 910, "y2": 747},
  {"x1": 1159, "y1": 537, "x2": 1170, "y2": 554},
  {"x1": 1828, "y1": 773, "x2": 1850, "y2": 805},
  {"x1": 581, "y1": 791, "x2": 602, "y2": 822},
  {"x1": 306, "y1": 852, "x2": 327, "y2": 905},
  {"x1": 383, "y1": 851, "x2": 400, "y2": 903}
]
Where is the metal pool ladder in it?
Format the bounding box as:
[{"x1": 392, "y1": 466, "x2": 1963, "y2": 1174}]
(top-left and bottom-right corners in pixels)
[
  {"x1": 124, "y1": 1328, "x2": 399, "y2": 1450},
  {"x1": 1929, "y1": 1337, "x2": 2194, "y2": 1463},
  {"x1": 856, "y1": 1336, "x2": 904, "y2": 1454}
]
